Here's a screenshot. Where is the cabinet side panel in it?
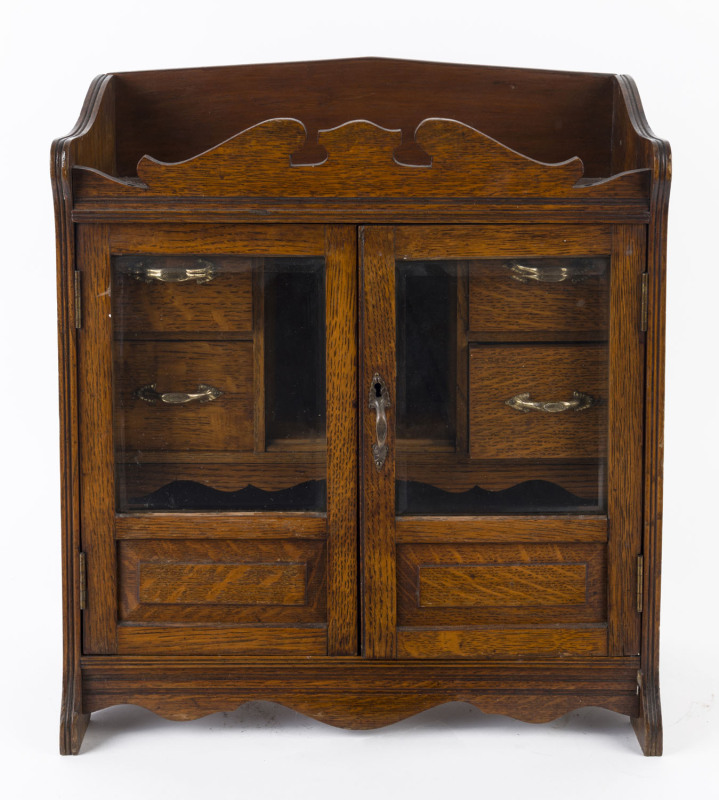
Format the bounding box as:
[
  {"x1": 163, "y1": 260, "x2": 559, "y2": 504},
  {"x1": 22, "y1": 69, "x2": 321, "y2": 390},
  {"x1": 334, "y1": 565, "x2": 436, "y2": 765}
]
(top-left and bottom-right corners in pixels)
[
  {"x1": 360, "y1": 226, "x2": 397, "y2": 658},
  {"x1": 607, "y1": 225, "x2": 645, "y2": 655},
  {"x1": 77, "y1": 225, "x2": 117, "y2": 653},
  {"x1": 326, "y1": 226, "x2": 359, "y2": 655}
]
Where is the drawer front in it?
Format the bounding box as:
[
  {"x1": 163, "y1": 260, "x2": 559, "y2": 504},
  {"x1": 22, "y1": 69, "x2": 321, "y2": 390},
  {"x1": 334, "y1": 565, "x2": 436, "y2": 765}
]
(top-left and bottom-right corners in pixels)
[
  {"x1": 113, "y1": 255, "x2": 254, "y2": 334},
  {"x1": 114, "y1": 340, "x2": 255, "y2": 452},
  {"x1": 468, "y1": 256, "x2": 609, "y2": 339},
  {"x1": 469, "y1": 343, "x2": 608, "y2": 460}
]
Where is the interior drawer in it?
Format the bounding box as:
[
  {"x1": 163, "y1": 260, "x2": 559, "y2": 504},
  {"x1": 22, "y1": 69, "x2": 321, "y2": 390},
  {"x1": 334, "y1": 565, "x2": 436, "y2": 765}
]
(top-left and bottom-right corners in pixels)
[
  {"x1": 114, "y1": 340, "x2": 255, "y2": 453},
  {"x1": 112, "y1": 255, "x2": 254, "y2": 334},
  {"x1": 468, "y1": 256, "x2": 609, "y2": 339},
  {"x1": 469, "y1": 343, "x2": 607, "y2": 460}
]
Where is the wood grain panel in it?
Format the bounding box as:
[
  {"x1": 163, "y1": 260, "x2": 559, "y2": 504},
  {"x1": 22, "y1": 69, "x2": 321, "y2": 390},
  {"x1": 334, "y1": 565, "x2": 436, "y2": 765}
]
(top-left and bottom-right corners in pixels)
[
  {"x1": 121, "y1": 118, "x2": 646, "y2": 200},
  {"x1": 325, "y1": 225, "x2": 359, "y2": 655},
  {"x1": 76, "y1": 225, "x2": 117, "y2": 654},
  {"x1": 113, "y1": 256, "x2": 253, "y2": 334},
  {"x1": 73, "y1": 194, "x2": 650, "y2": 226},
  {"x1": 116, "y1": 625, "x2": 327, "y2": 655},
  {"x1": 109, "y1": 223, "x2": 326, "y2": 255},
  {"x1": 397, "y1": 543, "x2": 606, "y2": 627},
  {"x1": 115, "y1": 341, "x2": 254, "y2": 453},
  {"x1": 395, "y1": 225, "x2": 611, "y2": 260},
  {"x1": 115, "y1": 513, "x2": 326, "y2": 540},
  {"x1": 397, "y1": 626, "x2": 607, "y2": 658},
  {"x1": 138, "y1": 563, "x2": 306, "y2": 605},
  {"x1": 360, "y1": 226, "x2": 397, "y2": 658},
  {"x1": 118, "y1": 539, "x2": 325, "y2": 625},
  {"x1": 468, "y1": 258, "x2": 609, "y2": 337},
  {"x1": 469, "y1": 344, "x2": 608, "y2": 460},
  {"x1": 81, "y1": 654, "x2": 641, "y2": 726},
  {"x1": 419, "y1": 564, "x2": 587, "y2": 607},
  {"x1": 396, "y1": 515, "x2": 607, "y2": 543},
  {"x1": 607, "y1": 225, "x2": 645, "y2": 655}
]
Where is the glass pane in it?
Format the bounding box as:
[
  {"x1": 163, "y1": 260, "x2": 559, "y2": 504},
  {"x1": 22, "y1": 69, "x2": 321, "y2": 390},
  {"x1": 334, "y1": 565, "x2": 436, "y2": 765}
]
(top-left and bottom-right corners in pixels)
[
  {"x1": 396, "y1": 257, "x2": 609, "y2": 515},
  {"x1": 112, "y1": 255, "x2": 326, "y2": 512}
]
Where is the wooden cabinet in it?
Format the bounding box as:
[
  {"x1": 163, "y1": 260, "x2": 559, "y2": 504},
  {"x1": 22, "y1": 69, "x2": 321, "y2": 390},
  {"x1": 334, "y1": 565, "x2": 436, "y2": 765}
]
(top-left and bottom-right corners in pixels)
[{"x1": 52, "y1": 58, "x2": 669, "y2": 755}]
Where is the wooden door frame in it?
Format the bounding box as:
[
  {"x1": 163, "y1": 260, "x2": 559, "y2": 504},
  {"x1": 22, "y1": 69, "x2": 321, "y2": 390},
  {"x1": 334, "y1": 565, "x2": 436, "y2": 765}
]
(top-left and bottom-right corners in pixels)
[
  {"x1": 359, "y1": 223, "x2": 645, "y2": 659},
  {"x1": 76, "y1": 223, "x2": 358, "y2": 656}
]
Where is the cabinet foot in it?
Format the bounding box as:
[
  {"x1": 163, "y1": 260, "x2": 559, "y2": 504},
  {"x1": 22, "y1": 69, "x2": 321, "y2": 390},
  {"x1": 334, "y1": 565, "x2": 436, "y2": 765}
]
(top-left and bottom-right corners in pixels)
[
  {"x1": 60, "y1": 684, "x2": 90, "y2": 755},
  {"x1": 631, "y1": 670, "x2": 662, "y2": 756},
  {"x1": 60, "y1": 710, "x2": 90, "y2": 755}
]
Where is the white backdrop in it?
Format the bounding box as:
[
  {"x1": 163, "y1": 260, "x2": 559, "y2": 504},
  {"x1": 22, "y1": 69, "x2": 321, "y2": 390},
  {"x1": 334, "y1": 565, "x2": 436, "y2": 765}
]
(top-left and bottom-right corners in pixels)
[{"x1": 1, "y1": 1, "x2": 717, "y2": 797}]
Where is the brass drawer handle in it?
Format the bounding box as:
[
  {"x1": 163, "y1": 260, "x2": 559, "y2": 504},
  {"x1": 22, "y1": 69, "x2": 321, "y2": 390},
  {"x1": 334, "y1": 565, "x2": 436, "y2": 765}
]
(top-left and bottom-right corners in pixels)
[
  {"x1": 127, "y1": 259, "x2": 216, "y2": 284},
  {"x1": 369, "y1": 373, "x2": 391, "y2": 470},
  {"x1": 505, "y1": 261, "x2": 604, "y2": 284},
  {"x1": 135, "y1": 383, "x2": 223, "y2": 404},
  {"x1": 506, "y1": 390, "x2": 595, "y2": 413}
]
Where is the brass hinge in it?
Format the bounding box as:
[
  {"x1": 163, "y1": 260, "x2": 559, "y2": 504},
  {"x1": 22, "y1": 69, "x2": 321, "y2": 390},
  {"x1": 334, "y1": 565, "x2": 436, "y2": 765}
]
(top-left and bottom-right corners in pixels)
[
  {"x1": 640, "y1": 272, "x2": 649, "y2": 332},
  {"x1": 636, "y1": 554, "x2": 644, "y2": 613},
  {"x1": 78, "y1": 552, "x2": 87, "y2": 610},
  {"x1": 74, "y1": 271, "x2": 82, "y2": 329}
]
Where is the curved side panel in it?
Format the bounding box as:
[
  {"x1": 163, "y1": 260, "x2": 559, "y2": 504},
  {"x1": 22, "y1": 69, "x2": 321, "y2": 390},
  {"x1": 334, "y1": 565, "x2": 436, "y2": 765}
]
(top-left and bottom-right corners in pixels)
[
  {"x1": 52, "y1": 73, "x2": 116, "y2": 756},
  {"x1": 613, "y1": 73, "x2": 670, "y2": 758}
]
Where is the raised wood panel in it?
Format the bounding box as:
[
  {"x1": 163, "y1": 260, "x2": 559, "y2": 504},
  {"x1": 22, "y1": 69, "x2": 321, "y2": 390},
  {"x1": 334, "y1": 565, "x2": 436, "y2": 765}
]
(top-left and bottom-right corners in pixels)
[
  {"x1": 118, "y1": 539, "x2": 325, "y2": 625},
  {"x1": 138, "y1": 563, "x2": 307, "y2": 605},
  {"x1": 467, "y1": 258, "x2": 609, "y2": 337},
  {"x1": 115, "y1": 341, "x2": 254, "y2": 453},
  {"x1": 113, "y1": 256, "x2": 253, "y2": 334},
  {"x1": 396, "y1": 626, "x2": 607, "y2": 659},
  {"x1": 469, "y1": 344, "x2": 608, "y2": 460},
  {"x1": 419, "y1": 564, "x2": 587, "y2": 607},
  {"x1": 397, "y1": 543, "x2": 606, "y2": 627}
]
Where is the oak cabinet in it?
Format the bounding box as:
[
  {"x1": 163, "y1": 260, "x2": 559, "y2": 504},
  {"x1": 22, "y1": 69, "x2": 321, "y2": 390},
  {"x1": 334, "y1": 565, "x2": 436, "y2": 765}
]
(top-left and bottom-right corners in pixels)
[{"x1": 52, "y1": 58, "x2": 669, "y2": 755}]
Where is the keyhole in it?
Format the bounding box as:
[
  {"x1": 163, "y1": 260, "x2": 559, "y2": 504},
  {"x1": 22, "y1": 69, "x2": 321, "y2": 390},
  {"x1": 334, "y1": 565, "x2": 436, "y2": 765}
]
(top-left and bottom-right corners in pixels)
[{"x1": 374, "y1": 382, "x2": 383, "y2": 398}]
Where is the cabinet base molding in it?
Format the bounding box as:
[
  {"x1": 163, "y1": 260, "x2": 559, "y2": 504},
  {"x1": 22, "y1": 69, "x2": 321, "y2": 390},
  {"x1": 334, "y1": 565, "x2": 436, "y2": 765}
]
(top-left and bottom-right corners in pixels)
[{"x1": 67, "y1": 656, "x2": 651, "y2": 752}]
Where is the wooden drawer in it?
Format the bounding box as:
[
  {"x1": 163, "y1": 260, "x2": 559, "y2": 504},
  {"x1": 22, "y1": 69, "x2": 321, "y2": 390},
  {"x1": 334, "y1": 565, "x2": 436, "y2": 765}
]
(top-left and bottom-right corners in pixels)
[
  {"x1": 468, "y1": 256, "x2": 609, "y2": 340},
  {"x1": 469, "y1": 343, "x2": 607, "y2": 460},
  {"x1": 114, "y1": 340, "x2": 255, "y2": 453},
  {"x1": 113, "y1": 255, "x2": 254, "y2": 334}
]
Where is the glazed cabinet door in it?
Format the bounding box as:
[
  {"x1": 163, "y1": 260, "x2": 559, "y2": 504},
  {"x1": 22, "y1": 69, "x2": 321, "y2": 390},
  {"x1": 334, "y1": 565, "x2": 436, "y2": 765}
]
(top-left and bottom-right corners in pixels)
[
  {"x1": 361, "y1": 225, "x2": 645, "y2": 659},
  {"x1": 77, "y1": 224, "x2": 357, "y2": 656}
]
